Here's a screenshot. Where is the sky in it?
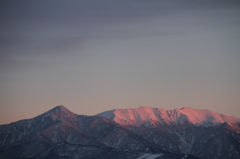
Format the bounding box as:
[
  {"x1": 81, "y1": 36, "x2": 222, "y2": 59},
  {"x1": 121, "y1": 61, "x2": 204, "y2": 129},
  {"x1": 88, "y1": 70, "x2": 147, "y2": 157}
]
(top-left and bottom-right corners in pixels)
[{"x1": 1, "y1": 0, "x2": 240, "y2": 124}]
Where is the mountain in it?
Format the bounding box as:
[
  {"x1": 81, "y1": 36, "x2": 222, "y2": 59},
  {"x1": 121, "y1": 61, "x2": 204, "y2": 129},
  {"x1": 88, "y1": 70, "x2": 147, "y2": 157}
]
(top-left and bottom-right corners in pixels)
[
  {"x1": 1, "y1": 105, "x2": 239, "y2": 159},
  {"x1": 96, "y1": 106, "x2": 240, "y2": 127},
  {"x1": 0, "y1": 106, "x2": 198, "y2": 159},
  {"x1": 97, "y1": 106, "x2": 240, "y2": 159}
]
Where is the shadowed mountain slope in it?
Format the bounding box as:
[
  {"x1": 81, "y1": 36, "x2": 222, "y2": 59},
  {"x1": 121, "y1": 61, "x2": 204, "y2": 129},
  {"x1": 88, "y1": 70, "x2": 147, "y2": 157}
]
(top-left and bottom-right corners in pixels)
[{"x1": 0, "y1": 106, "x2": 199, "y2": 159}]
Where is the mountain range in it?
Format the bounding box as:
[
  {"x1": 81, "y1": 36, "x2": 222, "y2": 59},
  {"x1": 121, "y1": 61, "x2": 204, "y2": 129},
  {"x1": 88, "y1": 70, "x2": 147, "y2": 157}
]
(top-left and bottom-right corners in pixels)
[
  {"x1": 0, "y1": 105, "x2": 239, "y2": 159},
  {"x1": 97, "y1": 106, "x2": 240, "y2": 127}
]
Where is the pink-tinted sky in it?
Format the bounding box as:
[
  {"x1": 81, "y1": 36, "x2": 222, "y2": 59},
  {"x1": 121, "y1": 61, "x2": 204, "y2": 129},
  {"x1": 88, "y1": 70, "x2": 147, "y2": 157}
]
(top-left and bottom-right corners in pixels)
[{"x1": 1, "y1": 0, "x2": 240, "y2": 124}]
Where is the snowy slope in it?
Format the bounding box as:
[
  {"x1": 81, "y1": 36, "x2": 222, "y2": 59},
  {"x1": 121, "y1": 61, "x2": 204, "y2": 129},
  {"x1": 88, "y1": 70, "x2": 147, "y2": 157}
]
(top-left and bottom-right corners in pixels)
[
  {"x1": 96, "y1": 106, "x2": 240, "y2": 127},
  {"x1": 137, "y1": 153, "x2": 163, "y2": 159}
]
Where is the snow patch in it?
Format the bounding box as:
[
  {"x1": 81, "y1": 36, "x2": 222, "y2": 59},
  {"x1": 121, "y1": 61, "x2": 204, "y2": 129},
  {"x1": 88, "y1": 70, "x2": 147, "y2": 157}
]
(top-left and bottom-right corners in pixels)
[
  {"x1": 182, "y1": 155, "x2": 188, "y2": 159},
  {"x1": 137, "y1": 153, "x2": 163, "y2": 159}
]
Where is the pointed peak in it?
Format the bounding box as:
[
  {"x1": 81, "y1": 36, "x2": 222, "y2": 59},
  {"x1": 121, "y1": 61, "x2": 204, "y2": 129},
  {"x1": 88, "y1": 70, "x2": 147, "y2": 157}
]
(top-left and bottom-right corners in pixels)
[
  {"x1": 45, "y1": 105, "x2": 75, "y2": 116},
  {"x1": 54, "y1": 105, "x2": 68, "y2": 110},
  {"x1": 42, "y1": 105, "x2": 78, "y2": 124}
]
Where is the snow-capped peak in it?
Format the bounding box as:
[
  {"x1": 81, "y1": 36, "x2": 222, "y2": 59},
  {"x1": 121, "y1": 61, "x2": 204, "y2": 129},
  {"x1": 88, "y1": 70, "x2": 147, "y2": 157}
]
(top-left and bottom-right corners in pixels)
[{"x1": 96, "y1": 106, "x2": 240, "y2": 127}]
